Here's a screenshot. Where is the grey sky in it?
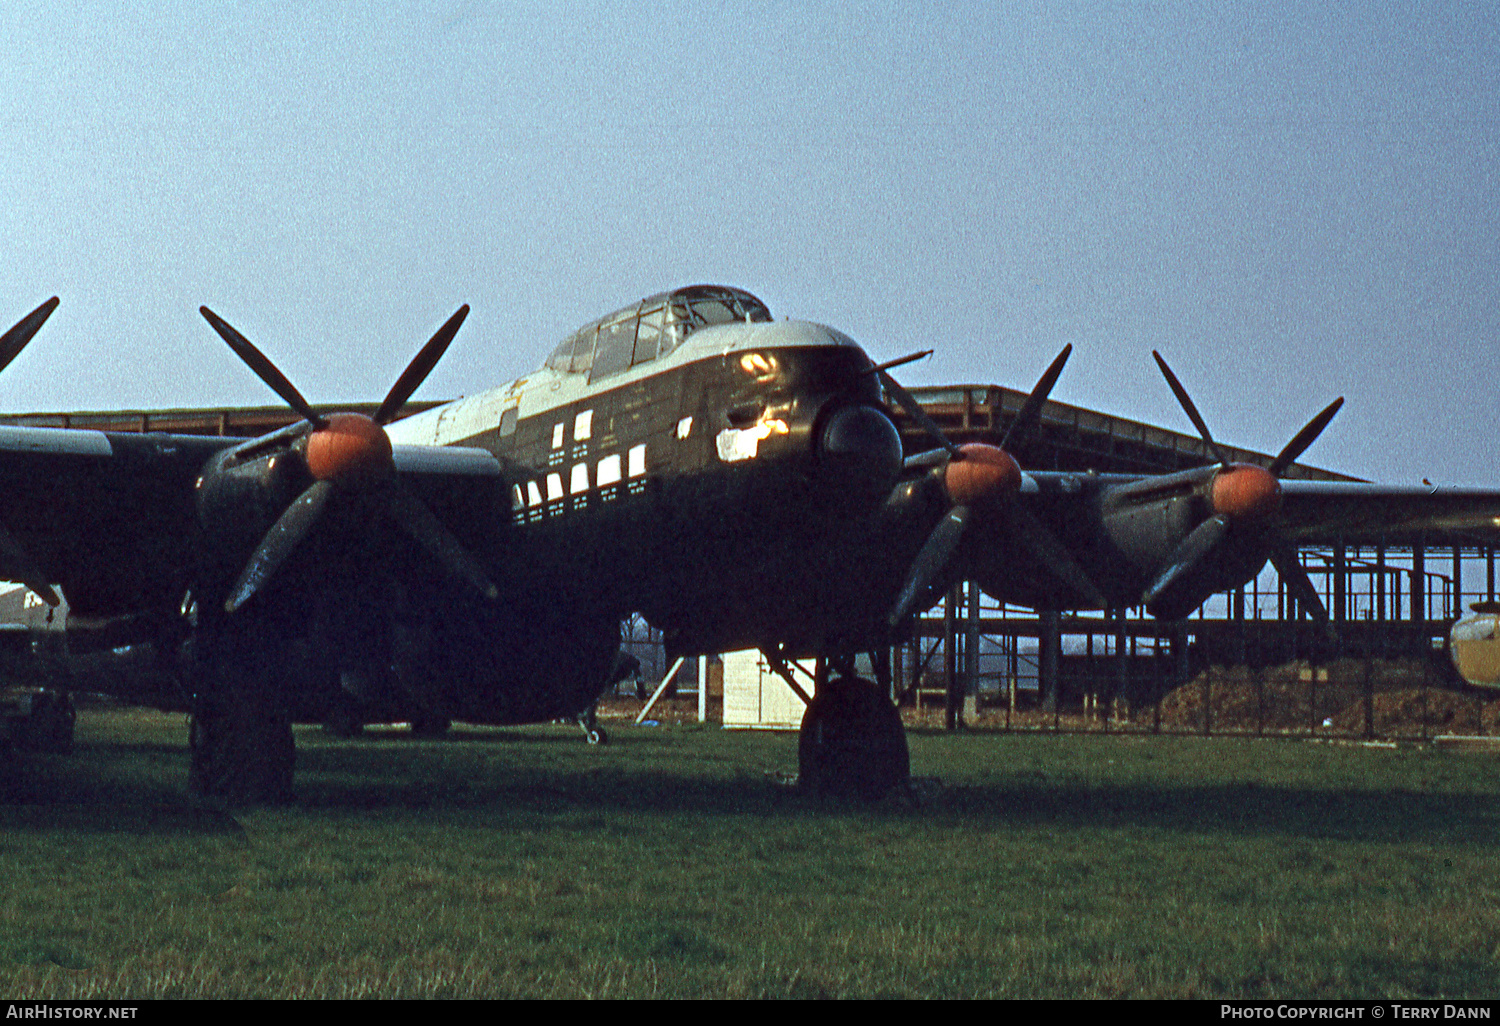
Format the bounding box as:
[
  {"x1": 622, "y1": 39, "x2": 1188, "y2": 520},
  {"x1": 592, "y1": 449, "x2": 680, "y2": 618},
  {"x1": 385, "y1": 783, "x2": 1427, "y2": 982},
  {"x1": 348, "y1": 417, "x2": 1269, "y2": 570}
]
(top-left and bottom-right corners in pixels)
[{"x1": 2, "y1": 1, "x2": 1496, "y2": 484}]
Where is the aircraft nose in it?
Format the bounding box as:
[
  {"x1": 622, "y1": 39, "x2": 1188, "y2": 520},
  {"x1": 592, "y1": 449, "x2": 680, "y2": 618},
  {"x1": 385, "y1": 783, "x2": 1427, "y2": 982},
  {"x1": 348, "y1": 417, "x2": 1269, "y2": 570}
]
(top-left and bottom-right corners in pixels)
[{"x1": 818, "y1": 402, "x2": 904, "y2": 488}]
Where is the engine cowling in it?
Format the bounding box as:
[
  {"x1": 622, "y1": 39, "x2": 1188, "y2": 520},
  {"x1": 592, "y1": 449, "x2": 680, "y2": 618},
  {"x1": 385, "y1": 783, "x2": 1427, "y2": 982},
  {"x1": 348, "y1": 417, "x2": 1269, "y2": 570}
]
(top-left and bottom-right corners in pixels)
[{"x1": 1450, "y1": 603, "x2": 1500, "y2": 688}]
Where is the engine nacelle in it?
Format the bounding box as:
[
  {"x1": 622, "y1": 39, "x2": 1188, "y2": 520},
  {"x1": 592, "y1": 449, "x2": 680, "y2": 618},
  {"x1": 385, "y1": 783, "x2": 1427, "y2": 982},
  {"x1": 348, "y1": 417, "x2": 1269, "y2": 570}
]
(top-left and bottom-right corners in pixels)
[{"x1": 193, "y1": 443, "x2": 307, "y2": 579}]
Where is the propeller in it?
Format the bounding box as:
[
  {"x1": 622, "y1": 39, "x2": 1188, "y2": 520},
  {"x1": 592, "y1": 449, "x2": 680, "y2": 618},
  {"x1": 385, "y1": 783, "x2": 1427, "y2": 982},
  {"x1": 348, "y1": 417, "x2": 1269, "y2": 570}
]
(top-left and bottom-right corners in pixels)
[
  {"x1": 200, "y1": 305, "x2": 499, "y2": 612},
  {"x1": 1142, "y1": 351, "x2": 1342, "y2": 619},
  {"x1": 882, "y1": 345, "x2": 1105, "y2": 631},
  {"x1": 0, "y1": 297, "x2": 62, "y2": 606},
  {"x1": 0, "y1": 296, "x2": 60, "y2": 377}
]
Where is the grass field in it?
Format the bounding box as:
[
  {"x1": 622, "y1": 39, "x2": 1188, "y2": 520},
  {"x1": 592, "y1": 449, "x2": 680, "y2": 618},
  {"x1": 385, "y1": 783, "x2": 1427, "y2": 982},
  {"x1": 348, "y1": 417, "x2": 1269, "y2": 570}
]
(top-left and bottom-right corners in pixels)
[{"x1": 2, "y1": 704, "x2": 1498, "y2": 998}]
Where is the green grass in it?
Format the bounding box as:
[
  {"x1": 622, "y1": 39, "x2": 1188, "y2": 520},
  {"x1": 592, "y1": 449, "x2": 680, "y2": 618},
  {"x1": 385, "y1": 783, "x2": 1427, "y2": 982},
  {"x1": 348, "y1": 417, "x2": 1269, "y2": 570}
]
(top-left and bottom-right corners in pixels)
[{"x1": 2, "y1": 707, "x2": 1499, "y2": 998}]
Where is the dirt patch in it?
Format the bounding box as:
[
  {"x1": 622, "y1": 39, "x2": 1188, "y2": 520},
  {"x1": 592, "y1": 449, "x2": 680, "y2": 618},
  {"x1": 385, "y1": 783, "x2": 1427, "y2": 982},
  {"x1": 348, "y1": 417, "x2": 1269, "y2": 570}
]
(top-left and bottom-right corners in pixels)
[
  {"x1": 1323, "y1": 688, "x2": 1496, "y2": 736},
  {"x1": 1156, "y1": 660, "x2": 1498, "y2": 737}
]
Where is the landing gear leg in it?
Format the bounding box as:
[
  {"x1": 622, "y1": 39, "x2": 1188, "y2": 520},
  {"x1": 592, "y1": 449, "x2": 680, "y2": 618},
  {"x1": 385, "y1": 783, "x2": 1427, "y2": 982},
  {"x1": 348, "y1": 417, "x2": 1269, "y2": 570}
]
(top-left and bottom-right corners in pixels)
[{"x1": 797, "y1": 669, "x2": 909, "y2": 800}]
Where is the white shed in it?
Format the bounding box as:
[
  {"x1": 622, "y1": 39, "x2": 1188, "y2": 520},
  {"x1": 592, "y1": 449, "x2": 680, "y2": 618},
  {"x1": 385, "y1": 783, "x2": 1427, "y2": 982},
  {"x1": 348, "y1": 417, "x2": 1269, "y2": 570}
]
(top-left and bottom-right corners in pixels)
[{"x1": 720, "y1": 649, "x2": 812, "y2": 730}]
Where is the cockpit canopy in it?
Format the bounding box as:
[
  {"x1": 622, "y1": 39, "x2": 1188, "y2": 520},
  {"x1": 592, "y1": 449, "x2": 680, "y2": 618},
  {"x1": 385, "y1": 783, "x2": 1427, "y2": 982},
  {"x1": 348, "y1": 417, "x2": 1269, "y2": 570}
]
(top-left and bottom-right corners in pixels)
[{"x1": 545, "y1": 285, "x2": 773, "y2": 381}]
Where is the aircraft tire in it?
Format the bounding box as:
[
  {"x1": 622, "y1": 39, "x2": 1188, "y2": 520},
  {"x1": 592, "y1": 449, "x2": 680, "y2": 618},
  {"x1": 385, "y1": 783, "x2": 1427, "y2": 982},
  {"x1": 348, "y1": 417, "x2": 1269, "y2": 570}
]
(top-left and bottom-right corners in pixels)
[
  {"x1": 188, "y1": 688, "x2": 295, "y2": 805},
  {"x1": 797, "y1": 675, "x2": 909, "y2": 801}
]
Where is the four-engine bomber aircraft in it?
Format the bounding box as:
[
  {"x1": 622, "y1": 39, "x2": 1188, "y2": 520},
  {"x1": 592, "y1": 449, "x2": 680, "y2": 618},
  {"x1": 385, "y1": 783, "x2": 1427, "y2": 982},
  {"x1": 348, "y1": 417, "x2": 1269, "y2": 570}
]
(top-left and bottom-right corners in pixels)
[{"x1": 1, "y1": 286, "x2": 1499, "y2": 801}]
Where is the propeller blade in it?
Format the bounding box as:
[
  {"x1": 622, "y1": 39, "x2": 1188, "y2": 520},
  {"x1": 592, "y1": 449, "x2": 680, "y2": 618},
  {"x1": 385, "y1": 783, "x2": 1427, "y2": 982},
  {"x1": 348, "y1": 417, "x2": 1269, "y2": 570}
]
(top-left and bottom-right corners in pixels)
[
  {"x1": 903, "y1": 448, "x2": 951, "y2": 471},
  {"x1": 999, "y1": 344, "x2": 1072, "y2": 451},
  {"x1": 225, "y1": 480, "x2": 335, "y2": 613},
  {"x1": 1152, "y1": 351, "x2": 1229, "y2": 466},
  {"x1": 374, "y1": 305, "x2": 470, "y2": 425},
  {"x1": 1267, "y1": 397, "x2": 1344, "y2": 478},
  {"x1": 878, "y1": 368, "x2": 961, "y2": 458},
  {"x1": 0, "y1": 296, "x2": 59, "y2": 376},
  {"x1": 1006, "y1": 504, "x2": 1108, "y2": 609},
  {"x1": 887, "y1": 506, "x2": 969, "y2": 630},
  {"x1": 1141, "y1": 514, "x2": 1230, "y2": 609},
  {"x1": 0, "y1": 522, "x2": 60, "y2": 607},
  {"x1": 1268, "y1": 543, "x2": 1329, "y2": 622},
  {"x1": 862, "y1": 349, "x2": 932, "y2": 378},
  {"x1": 200, "y1": 307, "x2": 327, "y2": 429},
  {"x1": 383, "y1": 484, "x2": 499, "y2": 600}
]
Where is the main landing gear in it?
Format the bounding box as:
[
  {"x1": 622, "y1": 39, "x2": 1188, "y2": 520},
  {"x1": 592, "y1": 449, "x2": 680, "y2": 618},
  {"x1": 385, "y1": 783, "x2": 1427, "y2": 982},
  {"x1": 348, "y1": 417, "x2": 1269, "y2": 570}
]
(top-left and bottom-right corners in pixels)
[
  {"x1": 189, "y1": 690, "x2": 295, "y2": 805},
  {"x1": 187, "y1": 630, "x2": 295, "y2": 805},
  {"x1": 773, "y1": 655, "x2": 909, "y2": 801}
]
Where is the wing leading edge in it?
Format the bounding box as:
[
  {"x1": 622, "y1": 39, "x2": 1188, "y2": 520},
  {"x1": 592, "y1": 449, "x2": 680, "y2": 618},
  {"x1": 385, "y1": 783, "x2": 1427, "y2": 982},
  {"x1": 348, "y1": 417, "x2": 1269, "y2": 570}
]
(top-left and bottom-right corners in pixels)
[{"x1": 1276, "y1": 480, "x2": 1500, "y2": 542}]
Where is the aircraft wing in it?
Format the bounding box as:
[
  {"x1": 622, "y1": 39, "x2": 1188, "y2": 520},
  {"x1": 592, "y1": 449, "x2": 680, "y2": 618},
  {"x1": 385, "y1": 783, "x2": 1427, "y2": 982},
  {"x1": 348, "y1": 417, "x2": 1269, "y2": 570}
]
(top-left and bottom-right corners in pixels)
[
  {"x1": 1275, "y1": 480, "x2": 1500, "y2": 543},
  {"x1": 0, "y1": 424, "x2": 503, "y2": 621},
  {"x1": 0, "y1": 427, "x2": 229, "y2": 616}
]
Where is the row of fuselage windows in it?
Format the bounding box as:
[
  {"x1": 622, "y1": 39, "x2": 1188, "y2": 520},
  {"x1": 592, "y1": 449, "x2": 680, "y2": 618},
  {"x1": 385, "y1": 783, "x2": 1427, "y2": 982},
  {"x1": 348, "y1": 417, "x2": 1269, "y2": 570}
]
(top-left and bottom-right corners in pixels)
[
  {"x1": 512, "y1": 445, "x2": 647, "y2": 521},
  {"x1": 511, "y1": 408, "x2": 647, "y2": 522}
]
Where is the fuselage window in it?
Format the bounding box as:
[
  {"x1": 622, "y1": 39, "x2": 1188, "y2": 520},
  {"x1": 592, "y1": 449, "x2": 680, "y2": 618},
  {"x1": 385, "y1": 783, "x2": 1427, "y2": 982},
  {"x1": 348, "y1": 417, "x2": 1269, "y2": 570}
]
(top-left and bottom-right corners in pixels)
[
  {"x1": 499, "y1": 406, "x2": 518, "y2": 437},
  {"x1": 597, "y1": 453, "x2": 622, "y2": 486}
]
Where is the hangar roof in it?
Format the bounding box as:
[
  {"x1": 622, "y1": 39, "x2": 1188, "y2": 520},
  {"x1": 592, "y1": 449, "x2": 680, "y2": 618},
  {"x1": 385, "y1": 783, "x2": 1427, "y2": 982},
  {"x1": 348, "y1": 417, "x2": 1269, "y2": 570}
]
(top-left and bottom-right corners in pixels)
[{"x1": 896, "y1": 384, "x2": 1358, "y2": 482}]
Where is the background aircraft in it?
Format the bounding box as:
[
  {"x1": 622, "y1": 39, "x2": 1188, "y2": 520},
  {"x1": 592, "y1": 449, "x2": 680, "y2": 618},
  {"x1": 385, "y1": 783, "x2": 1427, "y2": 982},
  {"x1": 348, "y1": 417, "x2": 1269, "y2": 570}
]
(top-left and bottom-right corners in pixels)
[{"x1": 2, "y1": 287, "x2": 1499, "y2": 802}]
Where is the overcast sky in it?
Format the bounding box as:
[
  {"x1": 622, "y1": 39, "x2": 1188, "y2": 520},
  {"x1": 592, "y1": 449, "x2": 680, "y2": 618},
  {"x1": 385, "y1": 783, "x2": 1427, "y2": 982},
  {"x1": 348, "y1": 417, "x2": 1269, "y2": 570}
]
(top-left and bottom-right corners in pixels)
[{"x1": 1, "y1": 1, "x2": 1496, "y2": 484}]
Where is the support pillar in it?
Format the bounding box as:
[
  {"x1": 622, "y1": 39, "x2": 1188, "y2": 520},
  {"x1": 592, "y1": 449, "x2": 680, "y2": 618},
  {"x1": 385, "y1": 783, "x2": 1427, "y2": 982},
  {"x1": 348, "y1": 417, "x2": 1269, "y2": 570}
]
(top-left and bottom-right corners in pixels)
[
  {"x1": 1376, "y1": 543, "x2": 1387, "y2": 622},
  {"x1": 1039, "y1": 608, "x2": 1061, "y2": 714},
  {"x1": 1113, "y1": 607, "x2": 1129, "y2": 712},
  {"x1": 1333, "y1": 544, "x2": 1347, "y2": 624},
  {"x1": 964, "y1": 580, "x2": 980, "y2": 723},
  {"x1": 1412, "y1": 539, "x2": 1426, "y2": 624},
  {"x1": 1452, "y1": 544, "x2": 1463, "y2": 619},
  {"x1": 943, "y1": 585, "x2": 959, "y2": 730}
]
